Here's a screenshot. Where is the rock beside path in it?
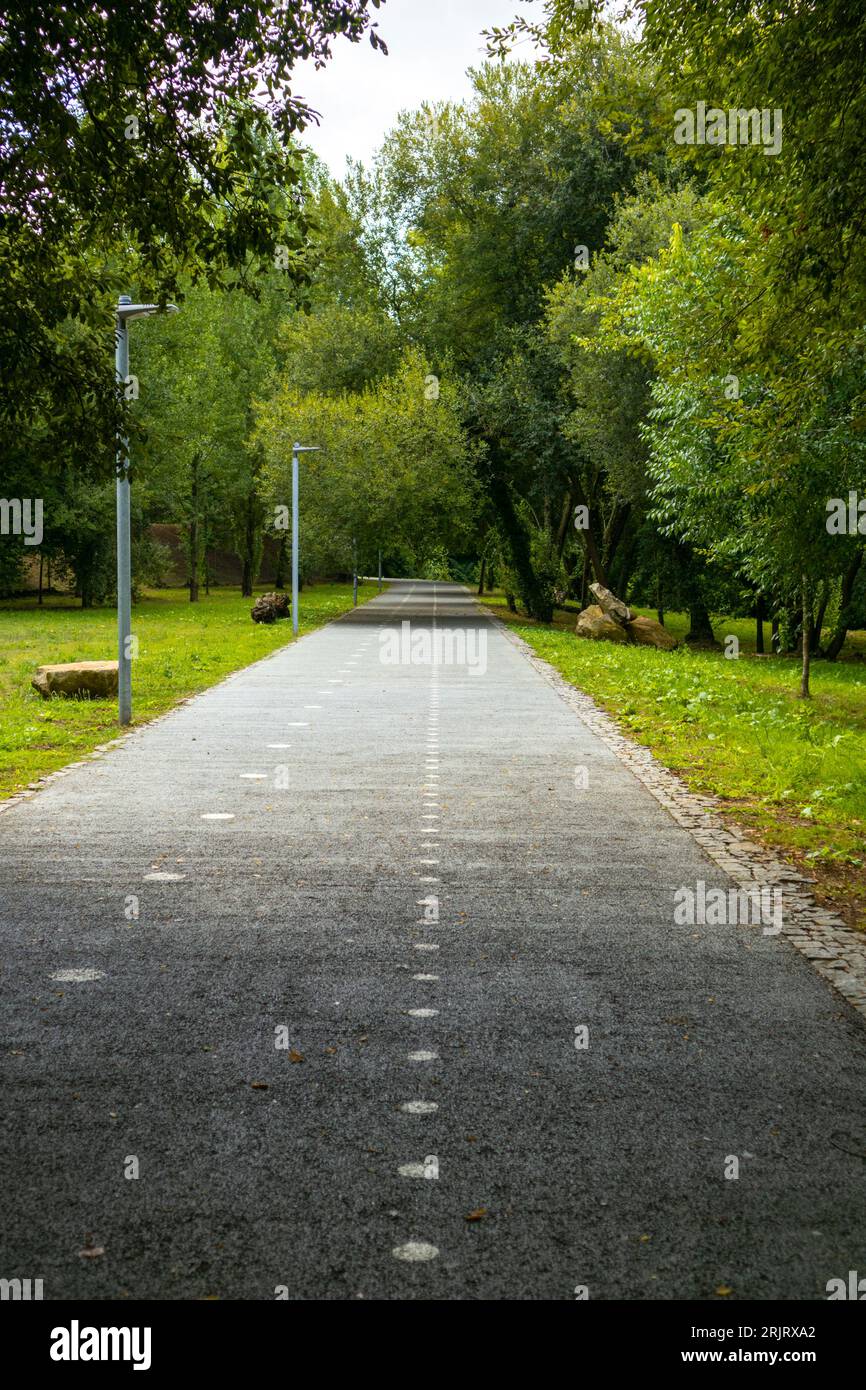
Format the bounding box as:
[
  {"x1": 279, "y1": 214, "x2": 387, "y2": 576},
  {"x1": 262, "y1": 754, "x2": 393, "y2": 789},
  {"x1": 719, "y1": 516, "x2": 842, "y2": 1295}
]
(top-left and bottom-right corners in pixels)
[
  {"x1": 575, "y1": 587, "x2": 678, "y2": 650},
  {"x1": 589, "y1": 582, "x2": 634, "y2": 625},
  {"x1": 251, "y1": 592, "x2": 290, "y2": 624},
  {"x1": 627, "y1": 615, "x2": 678, "y2": 651},
  {"x1": 32, "y1": 661, "x2": 119, "y2": 699},
  {"x1": 576, "y1": 604, "x2": 629, "y2": 643}
]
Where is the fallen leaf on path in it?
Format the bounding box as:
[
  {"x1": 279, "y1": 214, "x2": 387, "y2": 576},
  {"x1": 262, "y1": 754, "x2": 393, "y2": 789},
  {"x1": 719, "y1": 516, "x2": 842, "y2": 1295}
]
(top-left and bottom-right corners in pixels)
[
  {"x1": 250, "y1": 1081, "x2": 269, "y2": 1090},
  {"x1": 715, "y1": 1284, "x2": 733, "y2": 1297},
  {"x1": 78, "y1": 1246, "x2": 105, "y2": 1259},
  {"x1": 289, "y1": 1049, "x2": 304, "y2": 1063},
  {"x1": 464, "y1": 1208, "x2": 487, "y2": 1222}
]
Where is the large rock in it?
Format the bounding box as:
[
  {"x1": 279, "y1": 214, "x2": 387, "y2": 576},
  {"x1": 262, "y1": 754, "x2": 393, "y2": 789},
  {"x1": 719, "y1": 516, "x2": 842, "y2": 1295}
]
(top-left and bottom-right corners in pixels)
[
  {"x1": 589, "y1": 582, "x2": 633, "y2": 625},
  {"x1": 576, "y1": 605, "x2": 629, "y2": 642},
  {"x1": 32, "y1": 661, "x2": 118, "y2": 699},
  {"x1": 251, "y1": 592, "x2": 290, "y2": 624},
  {"x1": 626, "y1": 615, "x2": 678, "y2": 651}
]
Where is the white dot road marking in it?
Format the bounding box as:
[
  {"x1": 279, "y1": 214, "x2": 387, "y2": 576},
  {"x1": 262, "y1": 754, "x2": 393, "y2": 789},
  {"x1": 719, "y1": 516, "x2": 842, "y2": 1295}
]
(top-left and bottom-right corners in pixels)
[
  {"x1": 267, "y1": 744, "x2": 292, "y2": 750},
  {"x1": 304, "y1": 705, "x2": 322, "y2": 710},
  {"x1": 413, "y1": 943, "x2": 439, "y2": 952},
  {"x1": 240, "y1": 774, "x2": 267, "y2": 780},
  {"x1": 392, "y1": 1242, "x2": 439, "y2": 1262},
  {"x1": 400, "y1": 1100, "x2": 438, "y2": 1113},
  {"x1": 287, "y1": 722, "x2": 310, "y2": 727},
  {"x1": 144, "y1": 872, "x2": 185, "y2": 881},
  {"x1": 417, "y1": 876, "x2": 439, "y2": 883},
  {"x1": 408, "y1": 1050, "x2": 438, "y2": 1062},
  {"x1": 201, "y1": 813, "x2": 235, "y2": 821},
  {"x1": 50, "y1": 969, "x2": 105, "y2": 982},
  {"x1": 418, "y1": 859, "x2": 439, "y2": 865},
  {"x1": 412, "y1": 974, "x2": 439, "y2": 982},
  {"x1": 408, "y1": 1009, "x2": 439, "y2": 1018}
]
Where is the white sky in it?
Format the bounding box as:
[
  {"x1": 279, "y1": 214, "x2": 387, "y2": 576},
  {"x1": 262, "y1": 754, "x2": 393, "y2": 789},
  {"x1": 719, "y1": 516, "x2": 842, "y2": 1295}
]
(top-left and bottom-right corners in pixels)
[{"x1": 294, "y1": 0, "x2": 536, "y2": 173}]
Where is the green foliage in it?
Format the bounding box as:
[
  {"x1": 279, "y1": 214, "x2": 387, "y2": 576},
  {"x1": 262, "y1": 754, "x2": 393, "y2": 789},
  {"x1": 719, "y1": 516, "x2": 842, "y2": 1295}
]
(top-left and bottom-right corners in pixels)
[
  {"x1": 256, "y1": 347, "x2": 480, "y2": 577},
  {"x1": 421, "y1": 547, "x2": 452, "y2": 581},
  {"x1": 0, "y1": 1, "x2": 385, "y2": 472}
]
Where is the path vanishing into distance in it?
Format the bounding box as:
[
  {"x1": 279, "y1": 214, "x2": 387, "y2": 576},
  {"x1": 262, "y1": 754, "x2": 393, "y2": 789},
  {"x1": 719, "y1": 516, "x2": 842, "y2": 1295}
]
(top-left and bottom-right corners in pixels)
[{"x1": 2, "y1": 580, "x2": 866, "y2": 1301}]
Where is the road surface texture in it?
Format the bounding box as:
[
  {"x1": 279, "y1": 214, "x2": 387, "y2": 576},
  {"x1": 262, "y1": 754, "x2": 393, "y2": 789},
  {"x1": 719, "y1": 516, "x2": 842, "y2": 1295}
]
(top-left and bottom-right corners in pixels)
[{"x1": 1, "y1": 580, "x2": 865, "y2": 1301}]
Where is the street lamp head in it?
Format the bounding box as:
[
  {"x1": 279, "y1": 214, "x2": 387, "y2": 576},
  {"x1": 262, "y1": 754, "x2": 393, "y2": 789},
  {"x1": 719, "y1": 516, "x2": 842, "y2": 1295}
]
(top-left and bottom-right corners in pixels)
[
  {"x1": 116, "y1": 298, "x2": 179, "y2": 322},
  {"x1": 292, "y1": 442, "x2": 321, "y2": 453}
]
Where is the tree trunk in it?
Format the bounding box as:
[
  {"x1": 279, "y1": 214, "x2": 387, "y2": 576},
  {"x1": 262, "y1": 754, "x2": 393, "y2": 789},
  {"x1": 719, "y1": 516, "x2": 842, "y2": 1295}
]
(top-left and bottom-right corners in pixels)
[
  {"x1": 685, "y1": 597, "x2": 716, "y2": 646},
  {"x1": 241, "y1": 491, "x2": 256, "y2": 598},
  {"x1": 188, "y1": 518, "x2": 199, "y2": 602},
  {"x1": 487, "y1": 466, "x2": 552, "y2": 621},
  {"x1": 477, "y1": 557, "x2": 486, "y2": 596},
  {"x1": 37, "y1": 552, "x2": 43, "y2": 606},
  {"x1": 571, "y1": 477, "x2": 607, "y2": 588},
  {"x1": 555, "y1": 491, "x2": 573, "y2": 559},
  {"x1": 602, "y1": 500, "x2": 631, "y2": 579},
  {"x1": 755, "y1": 594, "x2": 765, "y2": 653},
  {"x1": 824, "y1": 549, "x2": 863, "y2": 661},
  {"x1": 580, "y1": 549, "x2": 590, "y2": 608},
  {"x1": 799, "y1": 577, "x2": 812, "y2": 698},
  {"x1": 188, "y1": 454, "x2": 200, "y2": 603},
  {"x1": 274, "y1": 534, "x2": 288, "y2": 589},
  {"x1": 810, "y1": 582, "x2": 828, "y2": 655},
  {"x1": 203, "y1": 501, "x2": 211, "y2": 596}
]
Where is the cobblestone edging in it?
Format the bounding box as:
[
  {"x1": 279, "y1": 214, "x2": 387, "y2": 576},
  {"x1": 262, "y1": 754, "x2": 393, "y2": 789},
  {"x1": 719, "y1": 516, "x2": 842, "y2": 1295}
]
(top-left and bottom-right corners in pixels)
[{"x1": 491, "y1": 612, "x2": 866, "y2": 1024}]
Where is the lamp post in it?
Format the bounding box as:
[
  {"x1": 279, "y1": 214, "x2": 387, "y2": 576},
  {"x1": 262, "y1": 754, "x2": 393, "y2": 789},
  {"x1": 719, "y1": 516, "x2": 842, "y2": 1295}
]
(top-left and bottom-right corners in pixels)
[
  {"x1": 291, "y1": 443, "x2": 320, "y2": 637},
  {"x1": 115, "y1": 295, "x2": 178, "y2": 725}
]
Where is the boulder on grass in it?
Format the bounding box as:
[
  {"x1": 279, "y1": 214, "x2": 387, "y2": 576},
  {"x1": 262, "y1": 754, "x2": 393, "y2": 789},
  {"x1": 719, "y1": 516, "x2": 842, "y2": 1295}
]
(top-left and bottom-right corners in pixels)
[
  {"x1": 32, "y1": 661, "x2": 118, "y2": 700},
  {"x1": 589, "y1": 582, "x2": 633, "y2": 626},
  {"x1": 251, "y1": 592, "x2": 290, "y2": 624},
  {"x1": 626, "y1": 615, "x2": 678, "y2": 651},
  {"x1": 576, "y1": 605, "x2": 629, "y2": 642}
]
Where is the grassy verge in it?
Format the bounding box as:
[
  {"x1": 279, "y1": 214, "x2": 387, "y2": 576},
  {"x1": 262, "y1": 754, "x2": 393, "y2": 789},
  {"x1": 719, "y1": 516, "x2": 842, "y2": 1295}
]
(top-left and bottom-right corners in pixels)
[
  {"x1": 483, "y1": 592, "x2": 866, "y2": 931},
  {"x1": 0, "y1": 583, "x2": 373, "y2": 799}
]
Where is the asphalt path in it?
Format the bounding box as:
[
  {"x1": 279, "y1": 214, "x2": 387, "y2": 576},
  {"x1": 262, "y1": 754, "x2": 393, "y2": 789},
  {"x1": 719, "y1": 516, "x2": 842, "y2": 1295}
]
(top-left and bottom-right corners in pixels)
[{"x1": 1, "y1": 580, "x2": 865, "y2": 1300}]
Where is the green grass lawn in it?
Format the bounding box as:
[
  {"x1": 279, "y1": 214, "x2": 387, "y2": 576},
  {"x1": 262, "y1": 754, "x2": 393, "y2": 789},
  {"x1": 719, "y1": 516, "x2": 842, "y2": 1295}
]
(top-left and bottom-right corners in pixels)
[
  {"x1": 484, "y1": 592, "x2": 866, "y2": 931},
  {"x1": 0, "y1": 583, "x2": 372, "y2": 799}
]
